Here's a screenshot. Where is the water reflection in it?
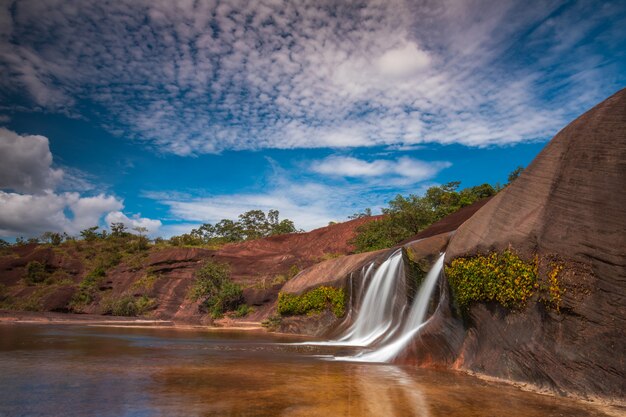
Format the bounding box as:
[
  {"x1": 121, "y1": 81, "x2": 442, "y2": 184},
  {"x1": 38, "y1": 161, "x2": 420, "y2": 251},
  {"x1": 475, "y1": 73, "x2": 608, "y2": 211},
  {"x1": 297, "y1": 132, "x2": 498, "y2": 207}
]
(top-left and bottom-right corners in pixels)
[{"x1": 0, "y1": 324, "x2": 611, "y2": 417}]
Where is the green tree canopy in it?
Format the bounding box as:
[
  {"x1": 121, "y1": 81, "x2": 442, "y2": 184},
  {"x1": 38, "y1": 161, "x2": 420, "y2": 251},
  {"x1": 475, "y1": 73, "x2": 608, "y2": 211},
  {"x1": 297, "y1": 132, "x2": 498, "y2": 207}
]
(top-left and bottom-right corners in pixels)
[{"x1": 352, "y1": 182, "x2": 499, "y2": 253}]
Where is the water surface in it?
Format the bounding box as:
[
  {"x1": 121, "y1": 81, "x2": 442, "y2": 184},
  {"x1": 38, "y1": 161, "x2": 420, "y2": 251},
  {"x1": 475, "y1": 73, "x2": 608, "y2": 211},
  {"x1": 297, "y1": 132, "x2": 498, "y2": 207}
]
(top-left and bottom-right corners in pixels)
[{"x1": 0, "y1": 324, "x2": 609, "y2": 417}]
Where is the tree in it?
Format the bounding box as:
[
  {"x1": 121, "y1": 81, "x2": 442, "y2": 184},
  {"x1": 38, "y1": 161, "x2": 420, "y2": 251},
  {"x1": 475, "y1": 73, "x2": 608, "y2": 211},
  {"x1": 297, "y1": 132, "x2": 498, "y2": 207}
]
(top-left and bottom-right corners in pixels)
[
  {"x1": 110, "y1": 222, "x2": 128, "y2": 237},
  {"x1": 238, "y1": 210, "x2": 269, "y2": 240},
  {"x1": 348, "y1": 208, "x2": 372, "y2": 219},
  {"x1": 40, "y1": 232, "x2": 64, "y2": 246},
  {"x1": 214, "y1": 219, "x2": 245, "y2": 242},
  {"x1": 132, "y1": 226, "x2": 148, "y2": 237},
  {"x1": 80, "y1": 226, "x2": 102, "y2": 241},
  {"x1": 352, "y1": 181, "x2": 499, "y2": 252},
  {"x1": 168, "y1": 209, "x2": 299, "y2": 246},
  {"x1": 271, "y1": 219, "x2": 297, "y2": 235},
  {"x1": 507, "y1": 166, "x2": 524, "y2": 184}
]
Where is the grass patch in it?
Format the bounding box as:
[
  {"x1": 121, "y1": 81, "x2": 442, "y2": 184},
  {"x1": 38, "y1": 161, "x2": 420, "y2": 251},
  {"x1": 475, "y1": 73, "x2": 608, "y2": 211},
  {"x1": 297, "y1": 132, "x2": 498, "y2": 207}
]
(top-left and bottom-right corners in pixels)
[
  {"x1": 270, "y1": 264, "x2": 302, "y2": 287},
  {"x1": 233, "y1": 304, "x2": 253, "y2": 318},
  {"x1": 103, "y1": 294, "x2": 157, "y2": 316},
  {"x1": 277, "y1": 286, "x2": 346, "y2": 317},
  {"x1": 24, "y1": 261, "x2": 48, "y2": 285},
  {"x1": 132, "y1": 272, "x2": 159, "y2": 291}
]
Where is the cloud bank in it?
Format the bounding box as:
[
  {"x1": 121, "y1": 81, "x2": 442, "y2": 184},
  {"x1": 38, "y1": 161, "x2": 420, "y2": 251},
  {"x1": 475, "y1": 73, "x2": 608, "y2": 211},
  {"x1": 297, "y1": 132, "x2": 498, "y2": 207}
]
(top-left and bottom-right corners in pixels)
[{"x1": 0, "y1": 128, "x2": 161, "y2": 238}]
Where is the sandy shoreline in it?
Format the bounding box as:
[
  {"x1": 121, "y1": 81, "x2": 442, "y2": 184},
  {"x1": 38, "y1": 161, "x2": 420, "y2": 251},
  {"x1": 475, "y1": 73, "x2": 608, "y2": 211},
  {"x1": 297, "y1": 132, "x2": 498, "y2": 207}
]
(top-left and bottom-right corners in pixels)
[{"x1": 0, "y1": 309, "x2": 309, "y2": 336}]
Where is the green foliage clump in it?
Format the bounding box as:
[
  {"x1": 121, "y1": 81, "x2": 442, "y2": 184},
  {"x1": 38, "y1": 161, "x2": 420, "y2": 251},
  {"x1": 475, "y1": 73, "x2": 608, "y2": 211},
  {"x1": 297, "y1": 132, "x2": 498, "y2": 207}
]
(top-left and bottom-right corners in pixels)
[
  {"x1": 24, "y1": 261, "x2": 48, "y2": 285},
  {"x1": 277, "y1": 286, "x2": 346, "y2": 317},
  {"x1": 189, "y1": 261, "x2": 244, "y2": 319},
  {"x1": 445, "y1": 249, "x2": 538, "y2": 313},
  {"x1": 70, "y1": 264, "x2": 108, "y2": 308},
  {"x1": 106, "y1": 294, "x2": 156, "y2": 316},
  {"x1": 352, "y1": 182, "x2": 499, "y2": 252},
  {"x1": 234, "y1": 304, "x2": 253, "y2": 318},
  {"x1": 507, "y1": 166, "x2": 525, "y2": 184}
]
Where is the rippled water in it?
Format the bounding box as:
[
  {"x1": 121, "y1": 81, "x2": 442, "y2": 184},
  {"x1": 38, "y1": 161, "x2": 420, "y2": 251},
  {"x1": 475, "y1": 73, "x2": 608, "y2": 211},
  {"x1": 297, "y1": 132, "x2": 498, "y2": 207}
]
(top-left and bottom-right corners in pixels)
[{"x1": 0, "y1": 324, "x2": 610, "y2": 417}]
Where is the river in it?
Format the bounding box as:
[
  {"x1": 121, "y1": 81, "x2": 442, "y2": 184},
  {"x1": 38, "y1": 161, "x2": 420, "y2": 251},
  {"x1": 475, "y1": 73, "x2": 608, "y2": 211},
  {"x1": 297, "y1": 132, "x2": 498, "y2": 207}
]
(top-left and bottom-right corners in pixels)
[{"x1": 0, "y1": 323, "x2": 610, "y2": 417}]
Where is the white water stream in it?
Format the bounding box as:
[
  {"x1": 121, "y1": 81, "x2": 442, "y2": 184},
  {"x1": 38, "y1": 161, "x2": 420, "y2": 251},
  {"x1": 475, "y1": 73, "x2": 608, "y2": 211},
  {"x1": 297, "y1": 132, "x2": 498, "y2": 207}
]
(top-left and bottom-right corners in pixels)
[{"x1": 344, "y1": 253, "x2": 445, "y2": 363}]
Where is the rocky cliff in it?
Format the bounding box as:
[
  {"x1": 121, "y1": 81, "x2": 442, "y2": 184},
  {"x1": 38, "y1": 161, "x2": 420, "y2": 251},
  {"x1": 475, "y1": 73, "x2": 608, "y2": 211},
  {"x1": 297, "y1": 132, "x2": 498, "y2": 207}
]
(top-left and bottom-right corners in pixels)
[{"x1": 435, "y1": 88, "x2": 626, "y2": 399}]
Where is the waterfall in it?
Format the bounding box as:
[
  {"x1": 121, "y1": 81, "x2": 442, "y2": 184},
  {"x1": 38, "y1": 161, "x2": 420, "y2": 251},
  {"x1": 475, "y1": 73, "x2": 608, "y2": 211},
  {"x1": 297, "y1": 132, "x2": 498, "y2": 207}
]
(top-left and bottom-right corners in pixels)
[
  {"x1": 301, "y1": 249, "x2": 407, "y2": 347},
  {"x1": 339, "y1": 253, "x2": 445, "y2": 363},
  {"x1": 335, "y1": 249, "x2": 406, "y2": 346}
]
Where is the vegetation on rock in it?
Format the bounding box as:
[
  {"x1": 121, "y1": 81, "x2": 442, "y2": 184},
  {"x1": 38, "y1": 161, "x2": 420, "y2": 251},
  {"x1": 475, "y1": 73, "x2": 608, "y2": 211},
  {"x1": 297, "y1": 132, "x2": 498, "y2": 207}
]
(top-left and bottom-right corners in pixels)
[
  {"x1": 352, "y1": 182, "x2": 499, "y2": 252},
  {"x1": 445, "y1": 249, "x2": 538, "y2": 313},
  {"x1": 24, "y1": 261, "x2": 48, "y2": 285},
  {"x1": 277, "y1": 286, "x2": 346, "y2": 317},
  {"x1": 189, "y1": 260, "x2": 244, "y2": 319},
  {"x1": 103, "y1": 294, "x2": 157, "y2": 316}
]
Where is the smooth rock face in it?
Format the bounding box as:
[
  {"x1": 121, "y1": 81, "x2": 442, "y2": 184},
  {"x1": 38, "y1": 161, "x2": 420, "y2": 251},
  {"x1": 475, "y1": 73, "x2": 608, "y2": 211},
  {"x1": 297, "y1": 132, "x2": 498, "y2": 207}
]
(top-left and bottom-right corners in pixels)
[{"x1": 442, "y1": 88, "x2": 626, "y2": 399}]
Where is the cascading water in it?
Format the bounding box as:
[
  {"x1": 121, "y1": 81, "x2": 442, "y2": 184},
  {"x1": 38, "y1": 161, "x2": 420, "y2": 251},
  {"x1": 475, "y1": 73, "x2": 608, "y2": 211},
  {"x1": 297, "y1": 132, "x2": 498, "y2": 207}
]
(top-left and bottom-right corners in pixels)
[
  {"x1": 335, "y1": 249, "x2": 407, "y2": 346},
  {"x1": 301, "y1": 249, "x2": 407, "y2": 347},
  {"x1": 339, "y1": 253, "x2": 445, "y2": 363}
]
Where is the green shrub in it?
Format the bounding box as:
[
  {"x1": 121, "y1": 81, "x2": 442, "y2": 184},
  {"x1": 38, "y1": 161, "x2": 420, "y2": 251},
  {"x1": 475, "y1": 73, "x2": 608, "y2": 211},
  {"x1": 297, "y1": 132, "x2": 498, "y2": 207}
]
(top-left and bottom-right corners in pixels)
[
  {"x1": 70, "y1": 265, "x2": 108, "y2": 309},
  {"x1": 277, "y1": 286, "x2": 346, "y2": 317},
  {"x1": 107, "y1": 294, "x2": 156, "y2": 316},
  {"x1": 234, "y1": 304, "x2": 253, "y2": 317},
  {"x1": 189, "y1": 261, "x2": 244, "y2": 319},
  {"x1": 445, "y1": 249, "x2": 538, "y2": 313},
  {"x1": 24, "y1": 261, "x2": 48, "y2": 284}
]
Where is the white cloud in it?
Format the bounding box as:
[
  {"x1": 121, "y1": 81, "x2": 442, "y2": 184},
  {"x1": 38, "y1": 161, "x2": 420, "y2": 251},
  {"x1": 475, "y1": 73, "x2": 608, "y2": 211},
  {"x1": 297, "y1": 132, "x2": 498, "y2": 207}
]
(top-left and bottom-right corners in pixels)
[
  {"x1": 311, "y1": 156, "x2": 451, "y2": 184},
  {"x1": 376, "y1": 43, "x2": 431, "y2": 78},
  {"x1": 0, "y1": 128, "x2": 64, "y2": 193},
  {"x1": 0, "y1": 190, "x2": 162, "y2": 238},
  {"x1": 105, "y1": 211, "x2": 162, "y2": 236},
  {"x1": 1, "y1": 0, "x2": 623, "y2": 154},
  {"x1": 0, "y1": 191, "x2": 121, "y2": 237},
  {"x1": 161, "y1": 190, "x2": 333, "y2": 232},
  {"x1": 0, "y1": 128, "x2": 161, "y2": 238},
  {"x1": 151, "y1": 156, "x2": 443, "y2": 232}
]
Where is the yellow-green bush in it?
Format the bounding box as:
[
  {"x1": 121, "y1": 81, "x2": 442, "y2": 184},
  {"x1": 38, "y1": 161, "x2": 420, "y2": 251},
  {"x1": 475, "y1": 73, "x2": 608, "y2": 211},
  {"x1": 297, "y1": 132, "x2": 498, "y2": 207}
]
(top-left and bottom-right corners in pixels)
[
  {"x1": 547, "y1": 262, "x2": 564, "y2": 311},
  {"x1": 445, "y1": 249, "x2": 538, "y2": 312},
  {"x1": 277, "y1": 286, "x2": 346, "y2": 317}
]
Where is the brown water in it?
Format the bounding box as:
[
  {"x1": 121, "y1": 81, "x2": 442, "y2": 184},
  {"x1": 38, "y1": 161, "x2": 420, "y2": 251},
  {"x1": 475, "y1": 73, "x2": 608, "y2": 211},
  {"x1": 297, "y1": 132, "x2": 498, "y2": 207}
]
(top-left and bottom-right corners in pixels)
[{"x1": 0, "y1": 324, "x2": 611, "y2": 417}]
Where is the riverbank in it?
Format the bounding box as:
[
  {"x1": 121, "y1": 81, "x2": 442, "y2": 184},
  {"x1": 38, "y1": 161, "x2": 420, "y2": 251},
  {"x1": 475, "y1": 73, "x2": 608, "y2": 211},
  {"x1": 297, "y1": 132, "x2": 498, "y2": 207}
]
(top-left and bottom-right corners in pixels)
[{"x1": 0, "y1": 309, "x2": 295, "y2": 335}]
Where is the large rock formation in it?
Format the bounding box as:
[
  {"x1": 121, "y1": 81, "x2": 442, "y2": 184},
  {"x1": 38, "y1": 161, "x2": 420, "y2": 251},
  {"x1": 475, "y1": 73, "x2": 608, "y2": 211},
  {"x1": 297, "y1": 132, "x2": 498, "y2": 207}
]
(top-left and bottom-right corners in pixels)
[{"x1": 441, "y1": 88, "x2": 626, "y2": 399}]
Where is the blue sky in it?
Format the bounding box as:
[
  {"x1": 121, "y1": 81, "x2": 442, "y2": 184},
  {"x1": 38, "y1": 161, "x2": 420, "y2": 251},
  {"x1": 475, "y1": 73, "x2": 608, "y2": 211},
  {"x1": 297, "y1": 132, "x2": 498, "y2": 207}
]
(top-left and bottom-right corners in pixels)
[{"x1": 0, "y1": 0, "x2": 625, "y2": 238}]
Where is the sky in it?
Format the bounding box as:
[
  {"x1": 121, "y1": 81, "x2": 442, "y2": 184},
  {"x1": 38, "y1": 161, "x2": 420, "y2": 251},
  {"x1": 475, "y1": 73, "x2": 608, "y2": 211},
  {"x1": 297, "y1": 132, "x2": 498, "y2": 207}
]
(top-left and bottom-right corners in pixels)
[{"x1": 0, "y1": 0, "x2": 625, "y2": 239}]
